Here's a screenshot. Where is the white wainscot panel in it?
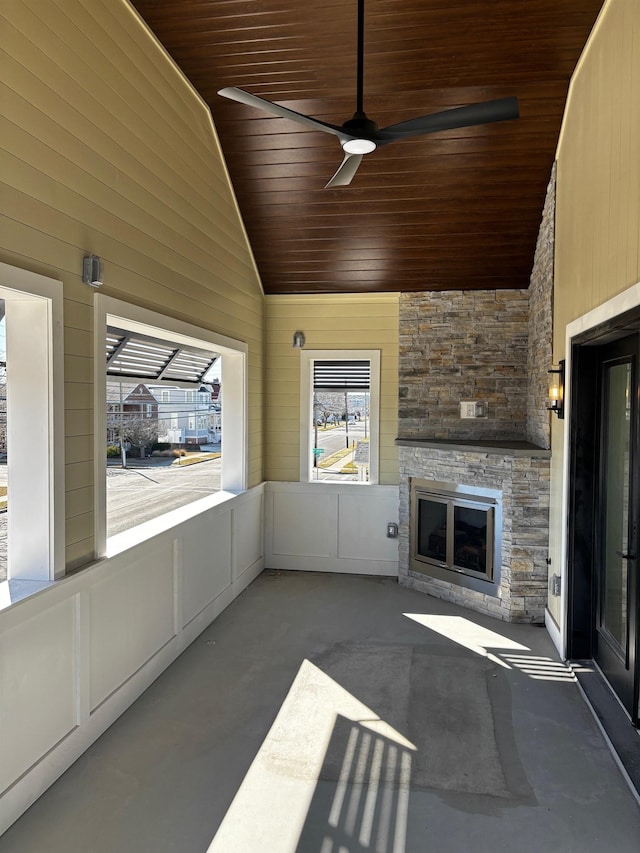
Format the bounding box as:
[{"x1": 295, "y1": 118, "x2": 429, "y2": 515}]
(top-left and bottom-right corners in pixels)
[
  {"x1": 1, "y1": 597, "x2": 77, "y2": 793},
  {"x1": 272, "y1": 491, "x2": 336, "y2": 558},
  {"x1": 181, "y1": 510, "x2": 232, "y2": 628},
  {"x1": 232, "y1": 493, "x2": 263, "y2": 580},
  {"x1": 337, "y1": 492, "x2": 400, "y2": 562},
  {"x1": 89, "y1": 540, "x2": 175, "y2": 712}
]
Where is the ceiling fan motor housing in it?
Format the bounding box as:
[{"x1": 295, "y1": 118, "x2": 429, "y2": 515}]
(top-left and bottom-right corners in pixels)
[{"x1": 342, "y1": 112, "x2": 379, "y2": 140}]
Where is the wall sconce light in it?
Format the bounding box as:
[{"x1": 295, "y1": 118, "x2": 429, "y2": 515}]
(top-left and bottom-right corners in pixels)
[
  {"x1": 82, "y1": 254, "x2": 103, "y2": 287},
  {"x1": 292, "y1": 331, "x2": 305, "y2": 349},
  {"x1": 547, "y1": 359, "x2": 565, "y2": 419}
]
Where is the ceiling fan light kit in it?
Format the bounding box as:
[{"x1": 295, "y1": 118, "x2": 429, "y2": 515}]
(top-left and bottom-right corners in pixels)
[
  {"x1": 218, "y1": 0, "x2": 519, "y2": 188},
  {"x1": 343, "y1": 138, "x2": 376, "y2": 155}
]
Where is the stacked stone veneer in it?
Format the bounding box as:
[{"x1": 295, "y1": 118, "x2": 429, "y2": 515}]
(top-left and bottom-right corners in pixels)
[
  {"x1": 399, "y1": 445, "x2": 550, "y2": 622},
  {"x1": 399, "y1": 290, "x2": 529, "y2": 440},
  {"x1": 527, "y1": 163, "x2": 556, "y2": 448}
]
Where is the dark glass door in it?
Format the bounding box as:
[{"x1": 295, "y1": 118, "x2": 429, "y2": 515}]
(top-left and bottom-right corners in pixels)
[{"x1": 595, "y1": 336, "x2": 639, "y2": 719}]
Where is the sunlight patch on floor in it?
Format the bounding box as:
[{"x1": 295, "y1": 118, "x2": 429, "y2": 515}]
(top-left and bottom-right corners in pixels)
[
  {"x1": 207, "y1": 659, "x2": 415, "y2": 853},
  {"x1": 501, "y1": 654, "x2": 576, "y2": 682},
  {"x1": 404, "y1": 613, "x2": 529, "y2": 668},
  {"x1": 404, "y1": 613, "x2": 575, "y2": 682}
]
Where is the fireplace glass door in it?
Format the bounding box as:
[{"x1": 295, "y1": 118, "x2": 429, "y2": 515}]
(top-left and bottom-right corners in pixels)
[
  {"x1": 417, "y1": 497, "x2": 448, "y2": 563},
  {"x1": 415, "y1": 493, "x2": 494, "y2": 582},
  {"x1": 454, "y1": 504, "x2": 490, "y2": 574}
]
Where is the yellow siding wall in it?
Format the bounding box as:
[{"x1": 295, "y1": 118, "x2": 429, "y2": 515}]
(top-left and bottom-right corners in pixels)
[
  {"x1": 265, "y1": 294, "x2": 399, "y2": 485},
  {"x1": 550, "y1": 0, "x2": 640, "y2": 624},
  {"x1": 555, "y1": 0, "x2": 640, "y2": 349},
  {"x1": 1, "y1": 0, "x2": 264, "y2": 569}
]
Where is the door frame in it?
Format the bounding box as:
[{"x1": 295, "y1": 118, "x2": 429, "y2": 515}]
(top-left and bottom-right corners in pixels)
[{"x1": 566, "y1": 309, "x2": 640, "y2": 726}]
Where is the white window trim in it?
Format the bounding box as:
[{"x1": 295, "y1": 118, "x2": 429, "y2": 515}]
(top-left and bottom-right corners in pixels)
[
  {"x1": 94, "y1": 295, "x2": 247, "y2": 557},
  {"x1": 0, "y1": 262, "x2": 65, "y2": 583},
  {"x1": 299, "y1": 349, "x2": 380, "y2": 485}
]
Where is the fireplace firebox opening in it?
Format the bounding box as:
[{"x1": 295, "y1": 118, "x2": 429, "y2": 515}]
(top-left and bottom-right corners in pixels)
[{"x1": 410, "y1": 479, "x2": 502, "y2": 597}]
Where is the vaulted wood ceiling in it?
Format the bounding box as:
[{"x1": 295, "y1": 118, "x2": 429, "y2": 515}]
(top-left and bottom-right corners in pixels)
[{"x1": 131, "y1": 0, "x2": 603, "y2": 295}]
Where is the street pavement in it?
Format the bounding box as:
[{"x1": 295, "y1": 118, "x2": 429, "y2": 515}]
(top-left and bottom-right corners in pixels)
[
  {"x1": 107, "y1": 456, "x2": 221, "y2": 535},
  {"x1": 313, "y1": 421, "x2": 367, "y2": 481}
]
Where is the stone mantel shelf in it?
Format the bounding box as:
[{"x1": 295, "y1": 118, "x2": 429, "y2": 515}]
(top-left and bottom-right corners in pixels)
[{"x1": 395, "y1": 437, "x2": 551, "y2": 458}]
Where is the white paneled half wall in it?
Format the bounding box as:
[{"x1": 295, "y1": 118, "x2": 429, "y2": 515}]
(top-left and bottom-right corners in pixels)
[
  {"x1": 0, "y1": 485, "x2": 264, "y2": 835},
  {"x1": 265, "y1": 482, "x2": 399, "y2": 575}
]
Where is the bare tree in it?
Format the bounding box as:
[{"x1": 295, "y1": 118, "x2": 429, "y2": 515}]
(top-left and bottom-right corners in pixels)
[
  {"x1": 313, "y1": 392, "x2": 343, "y2": 427},
  {"x1": 106, "y1": 411, "x2": 158, "y2": 462},
  {"x1": 123, "y1": 415, "x2": 158, "y2": 457}
]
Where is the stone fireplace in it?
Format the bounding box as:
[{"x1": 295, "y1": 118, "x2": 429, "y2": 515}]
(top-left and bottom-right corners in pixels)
[
  {"x1": 396, "y1": 169, "x2": 555, "y2": 623},
  {"x1": 398, "y1": 441, "x2": 550, "y2": 622}
]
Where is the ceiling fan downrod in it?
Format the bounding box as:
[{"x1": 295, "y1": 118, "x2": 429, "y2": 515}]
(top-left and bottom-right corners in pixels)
[{"x1": 356, "y1": 0, "x2": 365, "y2": 117}]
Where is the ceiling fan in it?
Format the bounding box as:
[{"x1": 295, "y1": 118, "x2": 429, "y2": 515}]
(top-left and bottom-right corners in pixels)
[{"x1": 218, "y1": 0, "x2": 519, "y2": 188}]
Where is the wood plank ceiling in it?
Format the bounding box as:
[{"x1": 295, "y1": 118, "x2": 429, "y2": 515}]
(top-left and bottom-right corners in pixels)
[{"x1": 131, "y1": 0, "x2": 603, "y2": 295}]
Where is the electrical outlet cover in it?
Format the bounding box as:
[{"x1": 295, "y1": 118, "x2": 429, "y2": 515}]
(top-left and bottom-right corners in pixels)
[{"x1": 460, "y1": 401, "x2": 477, "y2": 418}]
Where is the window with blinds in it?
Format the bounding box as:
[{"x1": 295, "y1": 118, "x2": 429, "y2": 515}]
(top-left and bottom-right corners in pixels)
[{"x1": 309, "y1": 358, "x2": 372, "y2": 483}]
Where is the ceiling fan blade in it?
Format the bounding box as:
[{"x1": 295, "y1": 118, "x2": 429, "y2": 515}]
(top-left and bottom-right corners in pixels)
[
  {"x1": 325, "y1": 153, "x2": 363, "y2": 188},
  {"x1": 379, "y1": 97, "x2": 519, "y2": 141},
  {"x1": 218, "y1": 87, "x2": 348, "y2": 142}
]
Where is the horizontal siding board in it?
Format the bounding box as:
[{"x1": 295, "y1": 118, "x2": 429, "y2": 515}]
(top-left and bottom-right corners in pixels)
[
  {"x1": 65, "y1": 461, "x2": 93, "y2": 492},
  {"x1": 266, "y1": 312, "x2": 399, "y2": 327},
  {"x1": 65, "y1": 382, "x2": 93, "y2": 411},
  {"x1": 64, "y1": 298, "x2": 93, "y2": 331},
  {"x1": 65, "y1": 354, "x2": 93, "y2": 384},
  {"x1": 65, "y1": 434, "x2": 94, "y2": 465},
  {"x1": 265, "y1": 400, "x2": 299, "y2": 412},
  {"x1": 65, "y1": 486, "x2": 94, "y2": 518},
  {"x1": 65, "y1": 408, "x2": 93, "y2": 438},
  {"x1": 64, "y1": 327, "x2": 93, "y2": 360}
]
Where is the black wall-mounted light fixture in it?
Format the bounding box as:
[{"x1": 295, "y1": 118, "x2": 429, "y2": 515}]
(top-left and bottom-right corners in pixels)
[
  {"x1": 292, "y1": 331, "x2": 305, "y2": 349},
  {"x1": 547, "y1": 359, "x2": 565, "y2": 419}
]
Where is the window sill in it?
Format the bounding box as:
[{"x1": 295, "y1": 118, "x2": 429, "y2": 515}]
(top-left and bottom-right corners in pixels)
[{"x1": 0, "y1": 579, "x2": 57, "y2": 613}]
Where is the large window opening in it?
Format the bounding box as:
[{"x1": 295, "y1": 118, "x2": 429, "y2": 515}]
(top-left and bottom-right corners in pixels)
[
  {"x1": 300, "y1": 350, "x2": 380, "y2": 484},
  {"x1": 95, "y1": 297, "x2": 246, "y2": 556}
]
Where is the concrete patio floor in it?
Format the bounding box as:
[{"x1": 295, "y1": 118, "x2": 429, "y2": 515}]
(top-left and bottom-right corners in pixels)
[{"x1": 1, "y1": 570, "x2": 639, "y2": 852}]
